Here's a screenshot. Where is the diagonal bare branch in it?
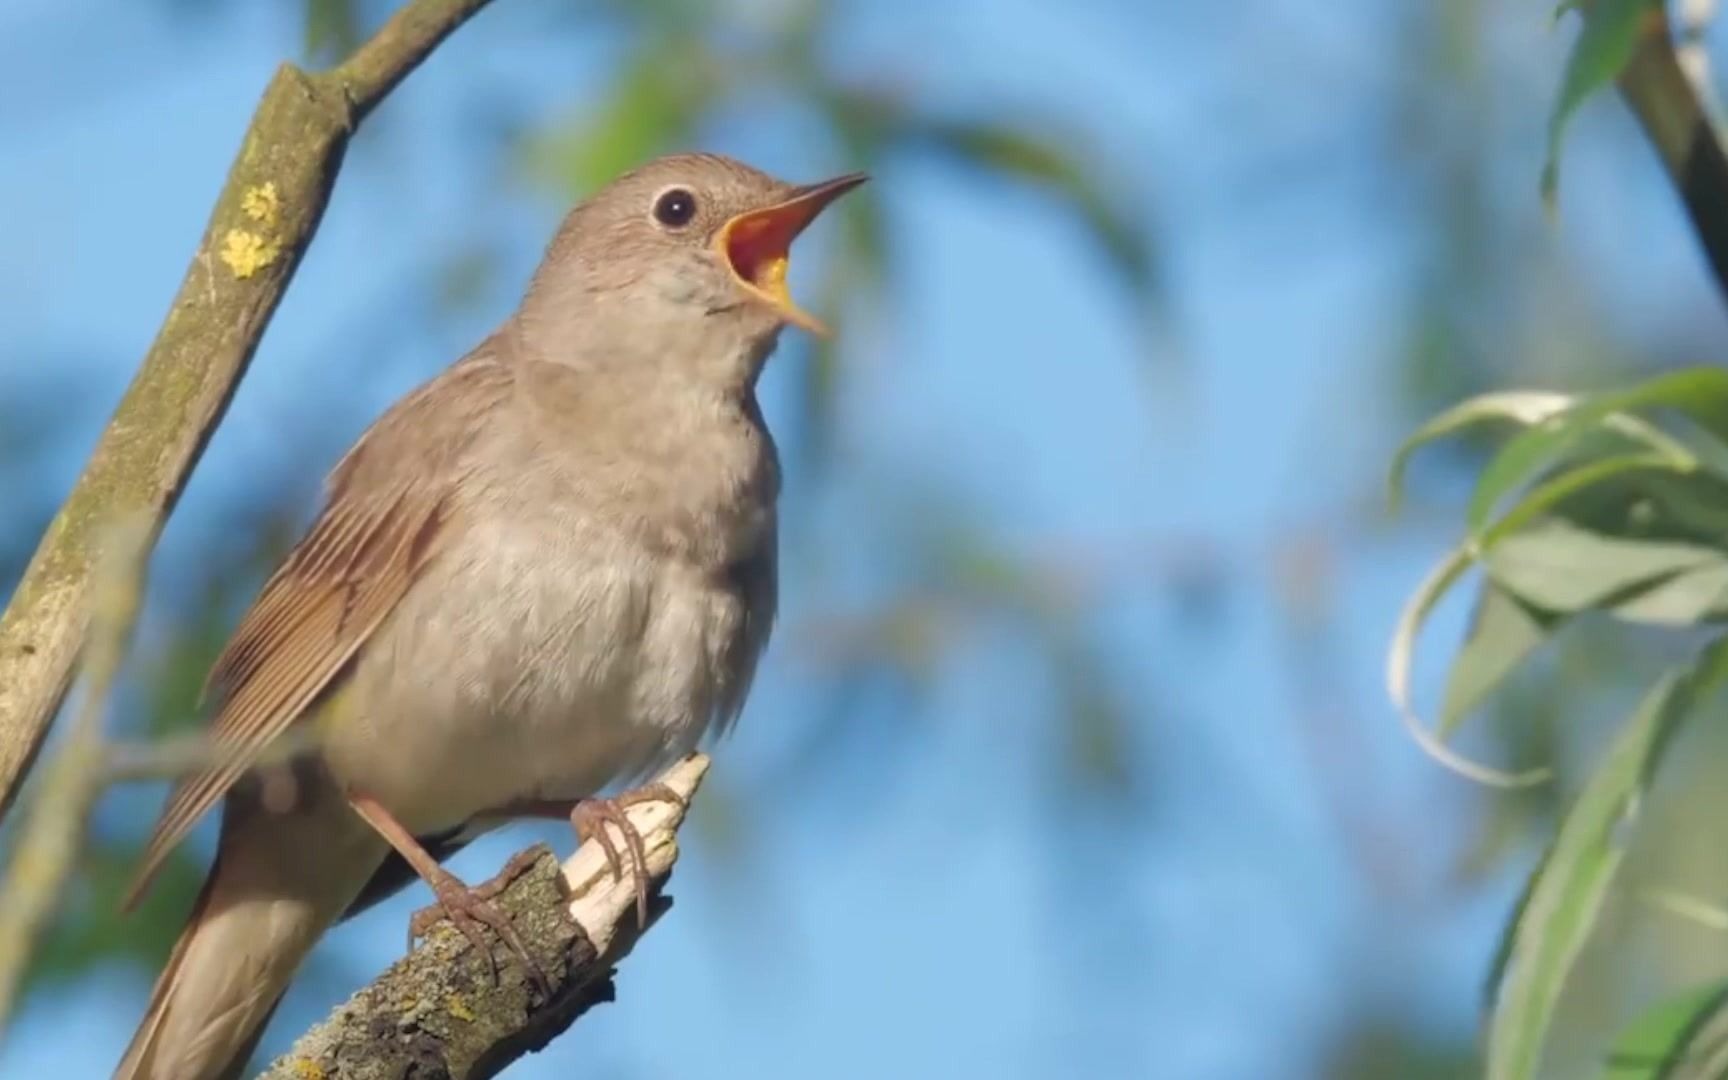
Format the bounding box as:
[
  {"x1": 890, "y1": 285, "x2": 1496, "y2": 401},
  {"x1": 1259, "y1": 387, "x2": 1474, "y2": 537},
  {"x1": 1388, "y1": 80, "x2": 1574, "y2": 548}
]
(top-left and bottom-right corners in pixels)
[{"x1": 0, "y1": 0, "x2": 498, "y2": 822}]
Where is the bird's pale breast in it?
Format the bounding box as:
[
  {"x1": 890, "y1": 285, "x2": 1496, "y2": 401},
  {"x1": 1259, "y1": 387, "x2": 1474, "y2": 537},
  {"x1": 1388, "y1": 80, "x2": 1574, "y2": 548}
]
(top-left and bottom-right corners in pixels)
[{"x1": 321, "y1": 433, "x2": 772, "y2": 835}]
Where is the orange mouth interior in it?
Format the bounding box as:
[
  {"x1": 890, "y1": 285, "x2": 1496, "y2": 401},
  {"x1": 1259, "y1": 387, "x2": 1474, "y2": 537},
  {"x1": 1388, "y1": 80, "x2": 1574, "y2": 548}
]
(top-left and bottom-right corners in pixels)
[
  {"x1": 714, "y1": 173, "x2": 866, "y2": 335},
  {"x1": 725, "y1": 213, "x2": 799, "y2": 306}
]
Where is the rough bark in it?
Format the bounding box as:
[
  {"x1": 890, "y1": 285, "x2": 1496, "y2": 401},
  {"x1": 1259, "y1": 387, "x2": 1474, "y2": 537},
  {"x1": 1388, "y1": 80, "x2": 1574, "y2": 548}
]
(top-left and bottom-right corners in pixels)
[
  {"x1": 0, "y1": 0, "x2": 497, "y2": 821},
  {"x1": 257, "y1": 755, "x2": 709, "y2": 1080}
]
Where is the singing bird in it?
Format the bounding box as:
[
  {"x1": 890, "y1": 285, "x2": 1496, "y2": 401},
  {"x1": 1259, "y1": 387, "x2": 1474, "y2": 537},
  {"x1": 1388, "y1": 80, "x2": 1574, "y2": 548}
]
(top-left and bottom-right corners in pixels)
[{"x1": 115, "y1": 153, "x2": 865, "y2": 1079}]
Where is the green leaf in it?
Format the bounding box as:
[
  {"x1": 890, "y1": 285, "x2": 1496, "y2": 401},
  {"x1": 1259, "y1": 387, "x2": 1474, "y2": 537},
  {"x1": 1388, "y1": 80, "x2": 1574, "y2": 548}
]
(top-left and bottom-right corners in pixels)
[
  {"x1": 1438, "y1": 585, "x2": 1560, "y2": 739},
  {"x1": 1613, "y1": 560, "x2": 1728, "y2": 625},
  {"x1": 907, "y1": 118, "x2": 1164, "y2": 317},
  {"x1": 1543, "y1": 0, "x2": 1658, "y2": 207},
  {"x1": 1487, "y1": 636, "x2": 1728, "y2": 1080},
  {"x1": 520, "y1": 38, "x2": 712, "y2": 197},
  {"x1": 1387, "y1": 453, "x2": 1680, "y2": 785},
  {"x1": 433, "y1": 242, "x2": 500, "y2": 313},
  {"x1": 1603, "y1": 979, "x2": 1728, "y2": 1079},
  {"x1": 1386, "y1": 547, "x2": 1550, "y2": 787},
  {"x1": 1389, "y1": 390, "x2": 1579, "y2": 510},
  {"x1": 818, "y1": 90, "x2": 896, "y2": 284},
  {"x1": 789, "y1": 256, "x2": 854, "y2": 476},
  {"x1": 1485, "y1": 452, "x2": 1693, "y2": 545},
  {"x1": 302, "y1": 0, "x2": 361, "y2": 64},
  {"x1": 1635, "y1": 471, "x2": 1728, "y2": 541},
  {"x1": 1484, "y1": 832, "x2": 1563, "y2": 1045},
  {"x1": 1388, "y1": 387, "x2": 1698, "y2": 518},
  {"x1": 1484, "y1": 519, "x2": 1722, "y2": 613},
  {"x1": 1546, "y1": 467, "x2": 1728, "y2": 546},
  {"x1": 1467, "y1": 368, "x2": 1728, "y2": 536}
]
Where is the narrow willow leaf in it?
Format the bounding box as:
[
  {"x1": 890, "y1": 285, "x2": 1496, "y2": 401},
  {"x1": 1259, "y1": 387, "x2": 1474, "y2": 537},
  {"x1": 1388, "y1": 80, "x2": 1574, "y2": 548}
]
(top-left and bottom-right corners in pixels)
[
  {"x1": 1484, "y1": 519, "x2": 1721, "y2": 613},
  {"x1": 1389, "y1": 390, "x2": 1577, "y2": 509},
  {"x1": 1388, "y1": 388, "x2": 1693, "y2": 516},
  {"x1": 1542, "y1": 0, "x2": 1659, "y2": 207},
  {"x1": 1485, "y1": 452, "x2": 1693, "y2": 545},
  {"x1": 1551, "y1": 468, "x2": 1728, "y2": 546},
  {"x1": 1467, "y1": 368, "x2": 1728, "y2": 536},
  {"x1": 1488, "y1": 636, "x2": 1728, "y2": 1080},
  {"x1": 520, "y1": 38, "x2": 710, "y2": 197},
  {"x1": 1602, "y1": 979, "x2": 1728, "y2": 1079},
  {"x1": 1613, "y1": 560, "x2": 1728, "y2": 625},
  {"x1": 1586, "y1": 368, "x2": 1728, "y2": 445},
  {"x1": 1386, "y1": 547, "x2": 1551, "y2": 787},
  {"x1": 1643, "y1": 470, "x2": 1728, "y2": 539},
  {"x1": 907, "y1": 118, "x2": 1164, "y2": 317},
  {"x1": 1438, "y1": 585, "x2": 1559, "y2": 739},
  {"x1": 303, "y1": 0, "x2": 361, "y2": 64},
  {"x1": 1388, "y1": 454, "x2": 1676, "y2": 784},
  {"x1": 1641, "y1": 889, "x2": 1728, "y2": 932},
  {"x1": 789, "y1": 259, "x2": 852, "y2": 478}
]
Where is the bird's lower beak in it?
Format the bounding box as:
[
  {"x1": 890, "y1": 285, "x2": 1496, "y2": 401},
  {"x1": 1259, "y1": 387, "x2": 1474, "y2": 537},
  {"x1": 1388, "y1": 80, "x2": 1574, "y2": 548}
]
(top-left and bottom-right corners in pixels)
[{"x1": 714, "y1": 172, "x2": 868, "y2": 335}]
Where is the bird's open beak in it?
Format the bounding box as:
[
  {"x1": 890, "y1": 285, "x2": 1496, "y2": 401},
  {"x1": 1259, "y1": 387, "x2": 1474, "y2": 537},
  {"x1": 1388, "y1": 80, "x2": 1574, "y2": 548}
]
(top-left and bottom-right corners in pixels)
[{"x1": 714, "y1": 172, "x2": 868, "y2": 335}]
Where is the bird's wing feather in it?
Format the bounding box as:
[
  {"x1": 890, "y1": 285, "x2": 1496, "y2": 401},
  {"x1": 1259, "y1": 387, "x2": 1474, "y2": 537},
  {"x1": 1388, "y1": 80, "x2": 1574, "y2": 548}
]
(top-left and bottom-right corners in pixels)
[{"x1": 123, "y1": 354, "x2": 514, "y2": 908}]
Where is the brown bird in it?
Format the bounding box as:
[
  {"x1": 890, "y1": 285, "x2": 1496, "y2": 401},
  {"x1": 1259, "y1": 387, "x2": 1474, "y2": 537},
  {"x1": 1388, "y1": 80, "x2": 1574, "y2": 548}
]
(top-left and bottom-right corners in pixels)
[{"x1": 114, "y1": 152, "x2": 864, "y2": 1080}]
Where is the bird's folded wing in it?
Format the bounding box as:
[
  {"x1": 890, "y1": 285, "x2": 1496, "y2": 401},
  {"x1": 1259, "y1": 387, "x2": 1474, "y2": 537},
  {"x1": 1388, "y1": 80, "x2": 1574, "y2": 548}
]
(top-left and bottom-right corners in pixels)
[{"x1": 123, "y1": 356, "x2": 513, "y2": 908}]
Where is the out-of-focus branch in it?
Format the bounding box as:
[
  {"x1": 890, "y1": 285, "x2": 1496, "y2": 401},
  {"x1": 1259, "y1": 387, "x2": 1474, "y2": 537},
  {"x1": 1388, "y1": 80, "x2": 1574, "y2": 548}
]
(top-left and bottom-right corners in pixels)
[
  {"x1": 0, "y1": 523, "x2": 148, "y2": 1039},
  {"x1": 1613, "y1": 1, "x2": 1728, "y2": 300},
  {"x1": 258, "y1": 754, "x2": 708, "y2": 1080},
  {"x1": 101, "y1": 728, "x2": 321, "y2": 784},
  {"x1": 0, "y1": 0, "x2": 497, "y2": 823}
]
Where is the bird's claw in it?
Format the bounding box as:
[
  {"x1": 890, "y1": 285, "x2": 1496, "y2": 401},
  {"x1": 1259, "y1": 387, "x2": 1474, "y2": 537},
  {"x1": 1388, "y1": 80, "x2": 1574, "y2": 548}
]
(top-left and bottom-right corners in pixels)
[
  {"x1": 409, "y1": 850, "x2": 552, "y2": 998},
  {"x1": 571, "y1": 782, "x2": 685, "y2": 928}
]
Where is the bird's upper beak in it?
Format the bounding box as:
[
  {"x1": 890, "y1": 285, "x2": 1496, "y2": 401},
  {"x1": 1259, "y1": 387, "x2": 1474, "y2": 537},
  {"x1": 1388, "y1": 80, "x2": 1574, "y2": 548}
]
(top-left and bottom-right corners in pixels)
[{"x1": 714, "y1": 172, "x2": 868, "y2": 335}]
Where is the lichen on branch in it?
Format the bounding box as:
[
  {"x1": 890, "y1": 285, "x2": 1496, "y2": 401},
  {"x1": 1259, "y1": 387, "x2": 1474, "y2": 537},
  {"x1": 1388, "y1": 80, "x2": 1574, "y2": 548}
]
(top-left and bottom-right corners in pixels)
[
  {"x1": 258, "y1": 754, "x2": 709, "y2": 1080},
  {"x1": 0, "y1": 0, "x2": 498, "y2": 822}
]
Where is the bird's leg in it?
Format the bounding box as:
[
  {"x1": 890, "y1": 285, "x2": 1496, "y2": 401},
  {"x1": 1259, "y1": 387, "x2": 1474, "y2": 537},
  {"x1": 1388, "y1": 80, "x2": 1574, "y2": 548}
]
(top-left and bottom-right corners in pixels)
[
  {"x1": 347, "y1": 792, "x2": 551, "y2": 996},
  {"x1": 487, "y1": 782, "x2": 687, "y2": 928}
]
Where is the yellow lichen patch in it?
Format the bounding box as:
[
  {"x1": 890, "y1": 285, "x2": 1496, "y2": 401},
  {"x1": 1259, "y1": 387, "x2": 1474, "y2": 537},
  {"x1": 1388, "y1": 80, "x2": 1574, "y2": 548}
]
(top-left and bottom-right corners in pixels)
[
  {"x1": 445, "y1": 993, "x2": 477, "y2": 1022},
  {"x1": 220, "y1": 229, "x2": 281, "y2": 279},
  {"x1": 287, "y1": 1057, "x2": 325, "y2": 1080},
  {"x1": 241, "y1": 181, "x2": 280, "y2": 226}
]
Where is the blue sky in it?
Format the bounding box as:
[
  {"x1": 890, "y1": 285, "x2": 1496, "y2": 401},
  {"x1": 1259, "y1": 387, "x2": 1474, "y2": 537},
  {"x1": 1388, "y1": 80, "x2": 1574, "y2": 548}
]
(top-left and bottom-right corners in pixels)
[{"x1": 2, "y1": 1, "x2": 1722, "y2": 1077}]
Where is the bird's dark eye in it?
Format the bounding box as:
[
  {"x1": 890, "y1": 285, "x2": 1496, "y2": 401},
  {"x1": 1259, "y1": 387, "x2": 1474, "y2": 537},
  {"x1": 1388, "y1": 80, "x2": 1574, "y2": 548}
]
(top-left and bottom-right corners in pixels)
[{"x1": 652, "y1": 188, "x2": 698, "y2": 228}]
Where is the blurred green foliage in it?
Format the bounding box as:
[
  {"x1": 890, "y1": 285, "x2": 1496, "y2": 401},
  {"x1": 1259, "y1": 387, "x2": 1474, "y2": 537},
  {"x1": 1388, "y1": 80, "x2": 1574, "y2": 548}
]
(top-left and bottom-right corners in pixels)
[
  {"x1": 1391, "y1": 4, "x2": 1728, "y2": 1077},
  {"x1": 9, "y1": 0, "x2": 1728, "y2": 1077},
  {"x1": 1396, "y1": 369, "x2": 1728, "y2": 1075},
  {"x1": 8, "y1": 0, "x2": 1168, "y2": 1017}
]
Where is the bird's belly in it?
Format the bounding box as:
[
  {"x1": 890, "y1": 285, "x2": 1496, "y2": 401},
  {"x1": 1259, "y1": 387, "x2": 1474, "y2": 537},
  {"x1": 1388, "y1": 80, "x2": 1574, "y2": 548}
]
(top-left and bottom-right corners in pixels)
[{"x1": 321, "y1": 532, "x2": 748, "y2": 836}]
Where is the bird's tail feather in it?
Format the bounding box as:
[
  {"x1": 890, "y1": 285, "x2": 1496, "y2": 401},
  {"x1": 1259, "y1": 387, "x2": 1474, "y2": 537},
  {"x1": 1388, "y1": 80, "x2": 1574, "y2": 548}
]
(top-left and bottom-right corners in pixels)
[
  {"x1": 113, "y1": 793, "x2": 381, "y2": 1080},
  {"x1": 113, "y1": 855, "x2": 214, "y2": 1080},
  {"x1": 112, "y1": 840, "x2": 306, "y2": 1080}
]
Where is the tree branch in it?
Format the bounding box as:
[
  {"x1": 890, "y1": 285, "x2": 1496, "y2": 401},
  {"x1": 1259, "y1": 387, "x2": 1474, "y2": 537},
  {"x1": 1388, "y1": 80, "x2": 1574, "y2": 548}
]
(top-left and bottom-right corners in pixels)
[
  {"x1": 258, "y1": 755, "x2": 709, "y2": 1080},
  {"x1": 0, "y1": 0, "x2": 497, "y2": 822},
  {"x1": 0, "y1": 522, "x2": 149, "y2": 1039},
  {"x1": 1614, "y1": 0, "x2": 1728, "y2": 301}
]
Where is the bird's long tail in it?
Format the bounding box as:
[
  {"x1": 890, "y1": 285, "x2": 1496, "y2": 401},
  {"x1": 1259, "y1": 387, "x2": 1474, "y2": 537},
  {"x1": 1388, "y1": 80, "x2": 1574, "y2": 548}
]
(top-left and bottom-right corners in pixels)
[{"x1": 114, "y1": 794, "x2": 383, "y2": 1080}]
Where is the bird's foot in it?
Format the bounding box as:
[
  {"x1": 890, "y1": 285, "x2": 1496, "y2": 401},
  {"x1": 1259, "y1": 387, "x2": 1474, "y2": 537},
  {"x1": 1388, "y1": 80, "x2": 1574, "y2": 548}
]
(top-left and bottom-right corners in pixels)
[
  {"x1": 409, "y1": 849, "x2": 551, "y2": 997},
  {"x1": 571, "y1": 782, "x2": 686, "y2": 928}
]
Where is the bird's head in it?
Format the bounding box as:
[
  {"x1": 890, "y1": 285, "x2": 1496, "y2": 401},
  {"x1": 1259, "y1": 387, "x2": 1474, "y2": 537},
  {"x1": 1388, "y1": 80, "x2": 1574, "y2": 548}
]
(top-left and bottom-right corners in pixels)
[{"x1": 520, "y1": 153, "x2": 866, "y2": 378}]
